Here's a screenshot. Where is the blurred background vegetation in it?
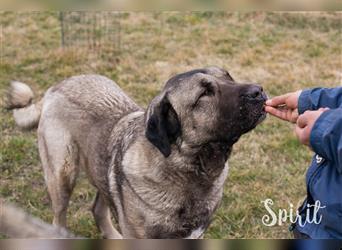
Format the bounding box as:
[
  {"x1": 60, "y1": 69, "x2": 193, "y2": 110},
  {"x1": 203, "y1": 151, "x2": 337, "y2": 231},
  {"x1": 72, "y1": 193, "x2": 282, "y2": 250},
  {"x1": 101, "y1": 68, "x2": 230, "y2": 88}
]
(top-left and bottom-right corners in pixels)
[{"x1": 0, "y1": 11, "x2": 341, "y2": 238}]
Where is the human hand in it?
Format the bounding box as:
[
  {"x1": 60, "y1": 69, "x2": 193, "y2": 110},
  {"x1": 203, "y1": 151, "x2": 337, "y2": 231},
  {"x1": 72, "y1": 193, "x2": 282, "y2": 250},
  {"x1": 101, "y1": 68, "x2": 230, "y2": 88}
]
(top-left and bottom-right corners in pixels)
[
  {"x1": 265, "y1": 90, "x2": 302, "y2": 123},
  {"x1": 295, "y1": 108, "x2": 329, "y2": 146}
]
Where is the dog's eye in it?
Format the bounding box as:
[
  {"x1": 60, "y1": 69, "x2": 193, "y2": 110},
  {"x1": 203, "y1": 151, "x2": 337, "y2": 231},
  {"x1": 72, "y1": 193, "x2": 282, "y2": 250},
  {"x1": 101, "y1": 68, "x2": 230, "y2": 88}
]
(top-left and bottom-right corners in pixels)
[
  {"x1": 200, "y1": 80, "x2": 214, "y2": 96},
  {"x1": 202, "y1": 88, "x2": 213, "y2": 96},
  {"x1": 198, "y1": 85, "x2": 214, "y2": 99},
  {"x1": 193, "y1": 85, "x2": 214, "y2": 107}
]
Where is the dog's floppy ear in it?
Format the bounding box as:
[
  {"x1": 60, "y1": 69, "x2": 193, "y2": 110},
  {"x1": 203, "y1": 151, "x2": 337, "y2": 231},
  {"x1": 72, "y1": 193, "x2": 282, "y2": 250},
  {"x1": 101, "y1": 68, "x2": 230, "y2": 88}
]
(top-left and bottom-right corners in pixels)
[{"x1": 145, "y1": 92, "x2": 181, "y2": 157}]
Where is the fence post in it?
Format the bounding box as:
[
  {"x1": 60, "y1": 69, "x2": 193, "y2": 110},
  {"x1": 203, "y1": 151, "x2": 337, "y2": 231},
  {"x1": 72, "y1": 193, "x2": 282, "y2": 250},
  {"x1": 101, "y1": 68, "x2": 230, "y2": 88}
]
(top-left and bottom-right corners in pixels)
[{"x1": 59, "y1": 11, "x2": 65, "y2": 48}]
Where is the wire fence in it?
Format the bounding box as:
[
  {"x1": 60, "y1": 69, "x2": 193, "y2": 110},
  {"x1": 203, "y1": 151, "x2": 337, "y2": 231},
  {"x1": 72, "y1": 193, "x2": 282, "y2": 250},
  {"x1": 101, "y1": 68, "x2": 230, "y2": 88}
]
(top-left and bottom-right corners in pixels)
[
  {"x1": 59, "y1": 11, "x2": 121, "y2": 52},
  {"x1": 1, "y1": 12, "x2": 121, "y2": 65}
]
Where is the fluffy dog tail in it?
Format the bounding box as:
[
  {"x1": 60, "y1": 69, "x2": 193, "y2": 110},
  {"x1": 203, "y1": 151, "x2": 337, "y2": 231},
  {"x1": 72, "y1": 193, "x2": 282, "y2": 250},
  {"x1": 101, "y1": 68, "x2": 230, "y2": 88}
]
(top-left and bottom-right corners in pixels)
[{"x1": 6, "y1": 81, "x2": 43, "y2": 130}]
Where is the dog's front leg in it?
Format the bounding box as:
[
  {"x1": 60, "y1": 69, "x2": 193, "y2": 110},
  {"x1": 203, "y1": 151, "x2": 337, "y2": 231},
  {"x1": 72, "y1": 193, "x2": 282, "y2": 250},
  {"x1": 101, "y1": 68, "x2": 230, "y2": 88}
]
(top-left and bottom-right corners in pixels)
[{"x1": 92, "y1": 192, "x2": 123, "y2": 239}]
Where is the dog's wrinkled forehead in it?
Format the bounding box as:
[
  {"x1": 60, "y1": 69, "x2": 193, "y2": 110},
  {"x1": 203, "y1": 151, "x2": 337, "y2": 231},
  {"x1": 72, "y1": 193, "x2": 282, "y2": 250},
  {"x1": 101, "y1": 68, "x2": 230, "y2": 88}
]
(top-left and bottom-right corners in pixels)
[
  {"x1": 205, "y1": 66, "x2": 234, "y2": 81},
  {"x1": 164, "y1": 66, "x2": 234, "y2": 89}
]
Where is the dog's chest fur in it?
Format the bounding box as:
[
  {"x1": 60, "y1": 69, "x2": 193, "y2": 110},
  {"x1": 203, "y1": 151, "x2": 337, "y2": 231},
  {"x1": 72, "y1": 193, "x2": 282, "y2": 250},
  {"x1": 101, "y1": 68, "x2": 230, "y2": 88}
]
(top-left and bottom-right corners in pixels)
[{"x1": 106, "y1": 112, "x2": 230, "y2": 238}]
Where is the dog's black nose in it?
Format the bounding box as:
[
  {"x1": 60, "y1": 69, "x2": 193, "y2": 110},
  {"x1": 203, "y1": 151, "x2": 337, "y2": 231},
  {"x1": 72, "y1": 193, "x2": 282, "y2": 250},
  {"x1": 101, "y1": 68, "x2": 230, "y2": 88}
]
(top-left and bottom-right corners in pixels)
[{"x1": 245, "y1": 85, "x2": 263, "y2": 99}]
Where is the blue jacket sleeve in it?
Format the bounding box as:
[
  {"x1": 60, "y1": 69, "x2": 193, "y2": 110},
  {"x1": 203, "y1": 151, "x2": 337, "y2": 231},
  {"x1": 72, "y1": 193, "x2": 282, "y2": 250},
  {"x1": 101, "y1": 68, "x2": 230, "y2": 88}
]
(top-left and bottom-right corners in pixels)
[
  {"x1": 310, "y1": 109, "x2": 342, "y2": 173},
  {"x1": 298, "y1": 87, "x2": 342, "y2": 114}
]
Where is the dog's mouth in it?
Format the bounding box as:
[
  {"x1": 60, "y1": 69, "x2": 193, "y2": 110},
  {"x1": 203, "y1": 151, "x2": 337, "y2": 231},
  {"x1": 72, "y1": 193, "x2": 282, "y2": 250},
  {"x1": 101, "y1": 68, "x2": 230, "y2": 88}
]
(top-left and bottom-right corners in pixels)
[
  {"x1": 247, "y1": 92, "x2": 268, "y2": 126},
  {"x1": 255, "y1": 108, "x2": 267, "y2": 125},
  {"x1": 248, "y1": 107, "x2": 266, "y2": 128},
  {"x1": 257, "y1": 92, "x2": 268, "y2": 123}
]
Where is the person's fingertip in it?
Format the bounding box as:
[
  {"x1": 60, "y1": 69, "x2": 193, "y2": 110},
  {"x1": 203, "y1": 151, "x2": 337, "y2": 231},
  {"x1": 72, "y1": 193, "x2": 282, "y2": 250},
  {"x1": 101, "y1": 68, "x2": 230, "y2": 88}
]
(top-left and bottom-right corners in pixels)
[{"x1": 265, "y1": 100, "x2": 272, "y2": 105}]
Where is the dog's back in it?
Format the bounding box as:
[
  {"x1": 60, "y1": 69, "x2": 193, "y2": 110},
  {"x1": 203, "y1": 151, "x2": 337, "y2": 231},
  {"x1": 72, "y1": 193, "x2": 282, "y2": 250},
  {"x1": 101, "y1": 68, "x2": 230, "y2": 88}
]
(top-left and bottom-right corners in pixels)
[
  {"x1": 7, "y1": 75, "x2": 140, "y2": 130},
  {"x1": 46, "y1": 75, "x2": 140, "y2": 120}
]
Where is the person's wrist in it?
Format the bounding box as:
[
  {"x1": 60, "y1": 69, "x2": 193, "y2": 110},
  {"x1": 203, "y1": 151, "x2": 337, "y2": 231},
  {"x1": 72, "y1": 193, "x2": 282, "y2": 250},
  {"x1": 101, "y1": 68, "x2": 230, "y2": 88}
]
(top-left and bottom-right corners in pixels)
[
  {"x1": 298, "y1": 89, "x2": 311, "y2": 115},
  {"x1": 309, "y1": 109, "x2": 334, "y2": 155}
]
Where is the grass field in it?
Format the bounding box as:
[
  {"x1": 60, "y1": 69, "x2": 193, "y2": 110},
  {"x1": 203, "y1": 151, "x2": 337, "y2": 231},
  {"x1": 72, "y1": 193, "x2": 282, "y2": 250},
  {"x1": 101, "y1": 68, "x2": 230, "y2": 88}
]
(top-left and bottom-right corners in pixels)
[{"x1": 0, "y1": 12, "x2": 341, "y2": 238}]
